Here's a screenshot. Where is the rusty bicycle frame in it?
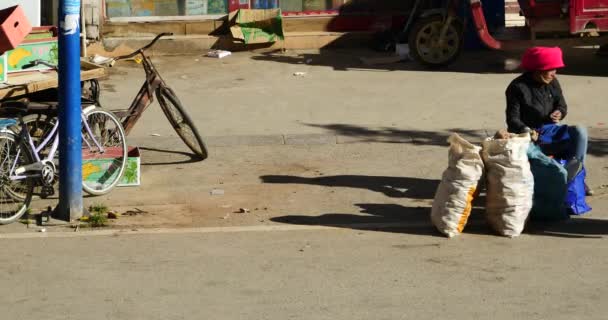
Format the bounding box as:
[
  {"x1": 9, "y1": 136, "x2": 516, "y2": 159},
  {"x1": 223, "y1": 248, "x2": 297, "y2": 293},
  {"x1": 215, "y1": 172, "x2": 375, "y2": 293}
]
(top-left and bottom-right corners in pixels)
[{"x1": 107, "y1": 33, "x2": 208, "y2": 159}]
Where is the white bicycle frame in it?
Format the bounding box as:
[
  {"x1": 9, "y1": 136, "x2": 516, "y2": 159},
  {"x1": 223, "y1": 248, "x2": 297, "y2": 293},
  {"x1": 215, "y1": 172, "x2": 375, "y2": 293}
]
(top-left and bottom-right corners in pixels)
[{"x1": 8, "y1": 106, "x2": 104, "y2": 181}]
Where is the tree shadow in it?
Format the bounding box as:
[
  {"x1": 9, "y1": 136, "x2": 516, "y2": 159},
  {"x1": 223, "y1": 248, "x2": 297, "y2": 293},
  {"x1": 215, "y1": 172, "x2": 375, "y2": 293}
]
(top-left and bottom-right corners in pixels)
[
  {"x1": 304, "y1": 123, "x2": 491, "y2": 145},
  {"x1": 250, "y1": 44, "x2": 608, "y2": 77},
  {"x1": 271, "y1": 203, "x2": 492, "y2": 236},
  {"x1": 588, "y1": 127, "x2": 608, "y2": 157},
  {"x1": 589, "y1": 138, "x2": 608, "y2": 157},
  {"x1": 527, "y1": 217, "x2": 608, "y2": 239},
  {"x1": 271, "y1": 201, "x2": 607, "y2": 238},
  {"x1": 271, "y1": 203, "x2": 438, "y2": 236},
  {"x1": 261, "y1": 174, "x2": 440, "y2": 199},
  {"x1": 303, "y1": 123, "x2": 608, "y2": 155}
]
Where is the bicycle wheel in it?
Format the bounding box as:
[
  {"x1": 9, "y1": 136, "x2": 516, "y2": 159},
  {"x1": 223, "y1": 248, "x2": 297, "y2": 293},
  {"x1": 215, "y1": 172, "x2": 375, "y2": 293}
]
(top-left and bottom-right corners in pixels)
[
  {"x1": 0, "y1": 131, "x2": 34, "y2": 224},
  {"x1": 22, "y1": 112, "x2": 56, "y2": 157},
  {"x1": 81, "y1": 108, "x2": 128, "y2": 196},
  {"x1": 156, "y1": 87, "x2": 208, "y2": 159}
]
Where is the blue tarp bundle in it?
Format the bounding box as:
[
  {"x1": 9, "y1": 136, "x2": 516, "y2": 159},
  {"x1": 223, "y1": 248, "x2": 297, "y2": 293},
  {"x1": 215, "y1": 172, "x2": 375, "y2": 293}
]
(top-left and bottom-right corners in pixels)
[
  {"x1": 531, "y1": 123, "x2": 592, "y2": 218},
  {"x1": 527, "y1": 144, "x2": 569, "y2": 221},
  {"x1": 558, "y1": 159, "x2": 592, "y2": 215}
]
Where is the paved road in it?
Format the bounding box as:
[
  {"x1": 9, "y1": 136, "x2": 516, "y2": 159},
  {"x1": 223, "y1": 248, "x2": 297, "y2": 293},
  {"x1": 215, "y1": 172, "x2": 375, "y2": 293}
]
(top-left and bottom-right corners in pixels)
[{"x1": 1, "y1": 225, "x2": 606, "y2": 320}]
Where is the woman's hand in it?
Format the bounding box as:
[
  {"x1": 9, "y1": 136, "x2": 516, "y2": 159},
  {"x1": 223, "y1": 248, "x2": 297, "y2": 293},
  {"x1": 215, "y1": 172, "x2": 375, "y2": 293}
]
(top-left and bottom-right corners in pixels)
[
  {"x1": 530, "y1": 129, "x2": 539, "y2": 142},
  {"x1": 550, "y1": 110, "x2": 563, "y2": 123}
]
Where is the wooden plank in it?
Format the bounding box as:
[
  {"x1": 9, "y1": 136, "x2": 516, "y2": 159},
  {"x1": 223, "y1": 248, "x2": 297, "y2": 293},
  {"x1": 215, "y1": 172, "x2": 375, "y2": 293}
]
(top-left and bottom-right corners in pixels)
[{"x1": 0, "y1": 61, "x2": 107, "y2": 100}]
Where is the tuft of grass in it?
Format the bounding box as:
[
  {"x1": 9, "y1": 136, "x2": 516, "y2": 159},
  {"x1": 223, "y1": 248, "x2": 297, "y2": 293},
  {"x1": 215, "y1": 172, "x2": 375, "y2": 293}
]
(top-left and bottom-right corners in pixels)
[
  {"x1": 88, "y1": 213, "x2": 108, "y2": 228},
  {"x1": 88, "y1": 203, "x2": 109, "y2": 227},
  {"x1": 89, "y1": 203, "x2": 109, "y2": 215}
]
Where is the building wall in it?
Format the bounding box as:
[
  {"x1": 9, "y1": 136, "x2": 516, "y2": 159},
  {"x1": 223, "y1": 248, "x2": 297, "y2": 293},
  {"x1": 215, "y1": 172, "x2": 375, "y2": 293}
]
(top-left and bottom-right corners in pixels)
[
  {"x1": 103, "y1": 0, "x2": 426, "y2": 19},
  {"x1": 3, "y1": 0, "x2": 41, "y2": 26},
  {"x1": 98, "y1": 0, "x2": 511, "y2": 39},
  {"x1": 84, "y1": 0, "x2": 103, "y2": 40}
]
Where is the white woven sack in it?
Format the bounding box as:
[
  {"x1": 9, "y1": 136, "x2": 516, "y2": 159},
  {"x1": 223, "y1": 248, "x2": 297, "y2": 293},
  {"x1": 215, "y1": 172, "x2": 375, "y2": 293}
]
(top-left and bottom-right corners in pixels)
[
  {"x1": 482, "y1": 133, "x2": 534, "y2": 237},
  {"x1": 431, "y1": 134, "x2": 484, "y2": 238}
]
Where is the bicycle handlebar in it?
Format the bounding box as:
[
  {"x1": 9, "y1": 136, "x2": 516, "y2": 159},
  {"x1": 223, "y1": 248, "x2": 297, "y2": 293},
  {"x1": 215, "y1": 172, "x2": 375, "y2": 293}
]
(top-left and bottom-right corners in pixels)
[
  {"x1": 22, "y1": 59, "x2": 58, "y2": 71},
  {"x1": 113, "y1": 32, "x2": 173, "y2": 61}
]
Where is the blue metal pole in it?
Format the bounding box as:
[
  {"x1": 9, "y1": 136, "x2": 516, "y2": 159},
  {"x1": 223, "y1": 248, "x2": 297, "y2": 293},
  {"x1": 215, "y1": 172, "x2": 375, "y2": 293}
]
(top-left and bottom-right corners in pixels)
[{"x1": 55, "y1": 0, "x2": 83, "y2": 221}]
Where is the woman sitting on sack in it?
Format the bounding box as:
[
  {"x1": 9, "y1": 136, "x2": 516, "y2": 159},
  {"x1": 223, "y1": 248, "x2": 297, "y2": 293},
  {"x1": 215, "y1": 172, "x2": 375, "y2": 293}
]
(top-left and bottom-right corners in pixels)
[{"x1": 505, "y1": 46, "x2": 593, "y2": 196}]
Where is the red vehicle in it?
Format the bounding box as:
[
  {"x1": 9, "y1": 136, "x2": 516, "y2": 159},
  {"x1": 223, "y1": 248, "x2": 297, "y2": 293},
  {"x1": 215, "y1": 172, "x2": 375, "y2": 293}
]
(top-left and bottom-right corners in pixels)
[{"x1": 407, "y1": 0, "x2": 608, "y2": 66}]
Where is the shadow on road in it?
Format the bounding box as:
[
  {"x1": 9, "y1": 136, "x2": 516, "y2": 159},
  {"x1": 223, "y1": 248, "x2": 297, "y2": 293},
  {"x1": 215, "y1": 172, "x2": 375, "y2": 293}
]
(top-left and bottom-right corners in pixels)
[
  {"x1": 261, "y1": 174, "x2": 440, "y2": 199},
  {"x1": 304, "y1": 123, "x2": 490, "y2": 146},
  {"x1": 270, "y1": 204, "x2": 494, "y2": 236},
  {"x1": 271, "y1": 203, "x2": 441, "y2": 236},
  {"x1": 527, "y1": 217, "x2": 608, "y2": 239},
  {"x1": 251, "y1": 46, "x2": 608, "y2": 77},
  {"x1": 139, "y1": 147, "x2": 202, "y2": 166},
  {"x1": 589, "y1": 136, "x2": 608, "y2": 157},
  {"x1": 302, "y1": 123, "x2": 608, "y2": 156},
  {"x1": 262, "y1": 174, "x2": 606, "y2": 238},
  {"x1": 271, "y1": 203, "x2": 606, "y2": 238}
]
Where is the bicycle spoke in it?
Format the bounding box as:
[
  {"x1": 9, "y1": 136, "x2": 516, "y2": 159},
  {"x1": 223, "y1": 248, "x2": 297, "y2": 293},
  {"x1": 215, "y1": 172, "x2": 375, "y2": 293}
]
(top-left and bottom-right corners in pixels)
[
  {"x1": 0, "y1": 133, "x2": 32, "y2": 223},
  {"x1": 82, "y1": 109, "x2": 128, "y2": 196}
]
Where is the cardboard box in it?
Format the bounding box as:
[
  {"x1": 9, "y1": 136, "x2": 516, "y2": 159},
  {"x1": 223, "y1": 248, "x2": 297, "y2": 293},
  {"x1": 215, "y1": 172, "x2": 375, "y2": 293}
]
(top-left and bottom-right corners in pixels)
[
  {"x1": 0, "y1": 5, "x2": 33, "y2": 54},
  {"x1": 119, "y1": 147, "x2": 141, "y2": 187},
  {"x1": 229, "y1": 9, "x2": 284, "y2": 44},
  {"x1": 83, "y1": 147, "x2": 141, "y2": 189}
]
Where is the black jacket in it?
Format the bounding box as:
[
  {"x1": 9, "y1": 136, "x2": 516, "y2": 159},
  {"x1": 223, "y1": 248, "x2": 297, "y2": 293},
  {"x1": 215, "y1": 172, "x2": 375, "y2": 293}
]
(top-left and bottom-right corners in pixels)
[{"x1": 505, "y1": 73, "x2": 568, "y2": 133}]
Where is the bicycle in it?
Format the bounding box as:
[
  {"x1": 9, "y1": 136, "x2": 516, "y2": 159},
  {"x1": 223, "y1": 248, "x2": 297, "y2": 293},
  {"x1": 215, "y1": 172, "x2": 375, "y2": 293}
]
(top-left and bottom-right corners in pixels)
[
  {"x1": 0, "y1": 100, "x2": 127, "y2": 224},
  {"x1": 103, "y1": 33, "x2": 208, "y2": 160}
]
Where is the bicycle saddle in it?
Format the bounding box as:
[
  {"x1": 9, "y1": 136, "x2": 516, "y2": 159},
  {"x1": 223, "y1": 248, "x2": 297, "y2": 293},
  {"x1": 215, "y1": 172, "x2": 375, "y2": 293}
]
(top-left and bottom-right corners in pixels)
[{"x1": 0, "y1": 100, "x2": 31, "y2": 117}]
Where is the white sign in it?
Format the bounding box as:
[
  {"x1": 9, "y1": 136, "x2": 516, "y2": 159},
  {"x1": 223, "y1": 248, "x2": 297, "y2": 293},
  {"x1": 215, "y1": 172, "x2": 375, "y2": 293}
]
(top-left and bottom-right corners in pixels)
[{"x1": 61, "y1": 13, "x2": 80, "y2": 35}]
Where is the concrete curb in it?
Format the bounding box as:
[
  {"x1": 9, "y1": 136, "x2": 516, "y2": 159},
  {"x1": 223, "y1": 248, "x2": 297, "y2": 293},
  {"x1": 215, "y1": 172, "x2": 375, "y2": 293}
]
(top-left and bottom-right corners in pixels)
[{"x1": 0, "y1": 221, "x2": 439, "y2": 239}]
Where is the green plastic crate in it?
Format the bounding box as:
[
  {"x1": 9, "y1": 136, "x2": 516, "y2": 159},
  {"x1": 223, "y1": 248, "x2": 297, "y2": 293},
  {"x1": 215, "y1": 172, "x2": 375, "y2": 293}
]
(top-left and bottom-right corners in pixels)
[
  {"x1": 0, "y1": 53, "x2": 6, "y2": 83},
  {"x1": 5, "y1": 39, "x2": 58, "y2": 73},
  {"x1": 0, "y1": 27, "x2": 58, "y2": 82}
]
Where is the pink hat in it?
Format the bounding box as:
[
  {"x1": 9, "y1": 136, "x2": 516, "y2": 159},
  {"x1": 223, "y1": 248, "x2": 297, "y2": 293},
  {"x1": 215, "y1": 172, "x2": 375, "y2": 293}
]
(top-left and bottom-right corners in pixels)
[{"x1": 520, "y1": 46, "x2": 565, "y2": 71}]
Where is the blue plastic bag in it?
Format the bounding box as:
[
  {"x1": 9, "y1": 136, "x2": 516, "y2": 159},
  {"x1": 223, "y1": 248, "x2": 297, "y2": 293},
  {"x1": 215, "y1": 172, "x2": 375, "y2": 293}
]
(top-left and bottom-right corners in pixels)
[
  {"x1": 565, "y1": 166, "x2": 592, "y2": 215},
  {"x1": 538, "y1": 124, "x2": 570, "y2": 145},
  {"x1": 527, "y1": 145, "x2": 569, "y2": 221},
  {"x1": 537, "y1": 124, "x2": 592, "y2": 216}
]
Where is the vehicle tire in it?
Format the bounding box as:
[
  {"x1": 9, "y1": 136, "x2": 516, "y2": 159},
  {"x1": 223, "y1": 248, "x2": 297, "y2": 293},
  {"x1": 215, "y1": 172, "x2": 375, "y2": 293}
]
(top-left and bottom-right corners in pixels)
[
  {"x1": 156, "y1": 87, "x2": 208, "y2": 160},
  {"x1": 408, "y1": 15, "x2": 464, "y2": 67},
  {"x1": 0, "y1": 131, "x2": 34, "y2": 224},
  {"x1": 81, "y1": 108, "x2": 128, "y2": 196}
]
